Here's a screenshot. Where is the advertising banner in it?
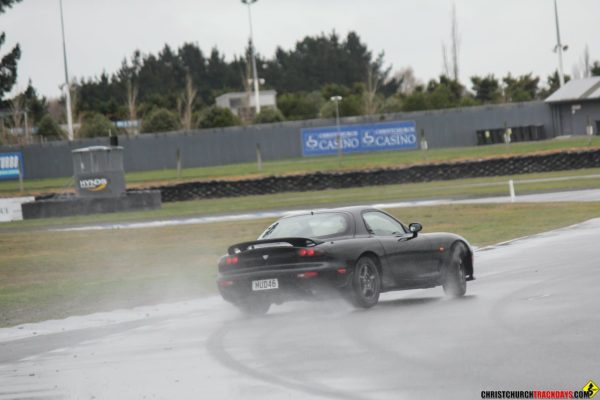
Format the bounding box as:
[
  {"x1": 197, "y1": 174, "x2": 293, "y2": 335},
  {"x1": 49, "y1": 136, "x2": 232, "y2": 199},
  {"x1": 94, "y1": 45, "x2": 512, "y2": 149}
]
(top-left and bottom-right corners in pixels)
[
  {"x1": 0, "y1": 152, "x2": 24, "y2": 180},
  {"x1": 301, "y1": 120, "x2": 417, "y2": 157},
  {"x1": 0, "y1": 197, "x2": 34, "y2": 222}
]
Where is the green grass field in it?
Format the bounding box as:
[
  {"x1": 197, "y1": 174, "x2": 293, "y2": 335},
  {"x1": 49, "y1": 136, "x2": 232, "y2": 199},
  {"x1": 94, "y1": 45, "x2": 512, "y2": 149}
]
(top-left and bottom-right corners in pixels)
[
  {"x1": 2, "y1": 167, "x2": 600, "y2": 231},
  {"x1": 1, "y1": 202, "x2": 599, "y2": 327},
  {"x1": 1, "y1": 136, "x2": 599, "y2": 197}
]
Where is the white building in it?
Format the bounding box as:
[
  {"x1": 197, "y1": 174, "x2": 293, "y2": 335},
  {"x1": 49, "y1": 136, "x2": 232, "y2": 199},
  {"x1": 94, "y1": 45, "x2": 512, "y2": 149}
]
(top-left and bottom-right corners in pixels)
[{"x1": 215, "y1": 90, "x2": 277, "y2": 121}]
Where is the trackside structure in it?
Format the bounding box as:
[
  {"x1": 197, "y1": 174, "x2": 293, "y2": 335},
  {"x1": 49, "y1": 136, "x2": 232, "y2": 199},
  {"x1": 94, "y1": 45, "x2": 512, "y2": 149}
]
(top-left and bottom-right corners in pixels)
[
  {"x1": 545, "y1": 77, "x2": 600, "y2": 137},
  {"x1": 72, "y1": 146, "x2": 126, "y2": 198},
  {"x1": 20, "y1": 145, "x2": 161, "y2": 219}
]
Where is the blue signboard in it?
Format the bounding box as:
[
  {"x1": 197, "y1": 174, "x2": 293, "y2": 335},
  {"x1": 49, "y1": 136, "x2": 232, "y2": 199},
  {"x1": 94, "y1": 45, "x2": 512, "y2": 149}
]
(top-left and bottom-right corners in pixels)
[
  {"x1": 0, "y1": 152, "x2": 24, "y2": 180},
  {"x1": 301, "y1": 120, "x2": 417, "y2": 157}
]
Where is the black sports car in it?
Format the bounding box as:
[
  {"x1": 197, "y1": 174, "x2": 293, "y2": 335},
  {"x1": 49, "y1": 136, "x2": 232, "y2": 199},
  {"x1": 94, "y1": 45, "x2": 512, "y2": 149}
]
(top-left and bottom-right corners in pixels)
[{"x1": 217, "y1": 206, "x2": 474, "y2": 314}]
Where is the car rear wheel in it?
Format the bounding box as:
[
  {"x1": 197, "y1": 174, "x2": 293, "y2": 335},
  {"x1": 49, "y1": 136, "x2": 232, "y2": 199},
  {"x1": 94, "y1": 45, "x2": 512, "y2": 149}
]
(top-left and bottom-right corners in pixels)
[
  {"x1": 235, "y1": 298, "x2": 271, "y2": 316},
  {"x1": 348, "y1": 256, "x2": 381, "y2": 308},
  {"x1": 443, "y1": 244, "x2": 467, "y2": 297}
]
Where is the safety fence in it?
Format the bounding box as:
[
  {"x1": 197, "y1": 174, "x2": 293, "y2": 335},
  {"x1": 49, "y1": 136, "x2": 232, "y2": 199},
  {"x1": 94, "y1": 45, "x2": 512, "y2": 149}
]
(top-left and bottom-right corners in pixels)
[{"x1": 1, "y1": 101, "x2": 553, "y2": 180}]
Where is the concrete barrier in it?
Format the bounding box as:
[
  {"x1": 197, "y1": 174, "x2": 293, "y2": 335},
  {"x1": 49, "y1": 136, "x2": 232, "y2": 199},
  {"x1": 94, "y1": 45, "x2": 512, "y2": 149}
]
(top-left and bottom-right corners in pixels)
[
  {"x1": 0, "y1": 197, "x2": 35, "y2": 222},
  {"x1": 22, "y1": 191, "x2": 161, "y2": 219}
]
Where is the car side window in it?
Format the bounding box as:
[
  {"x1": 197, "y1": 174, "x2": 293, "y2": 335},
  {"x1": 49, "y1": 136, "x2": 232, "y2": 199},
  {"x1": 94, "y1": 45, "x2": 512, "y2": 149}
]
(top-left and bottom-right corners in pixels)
[{"x1": 362, "y1": 211, "x2": 406, "y2": 236}]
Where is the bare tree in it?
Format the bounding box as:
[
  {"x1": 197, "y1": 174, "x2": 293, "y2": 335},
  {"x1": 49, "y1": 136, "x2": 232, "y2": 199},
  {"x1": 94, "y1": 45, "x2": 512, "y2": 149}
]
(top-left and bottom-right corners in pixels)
[
  {"x1": 0, "y1": 118, "x2": 6, "y2": 143},
  {"x1": 238, "y1": 50, "x2": 254, "y2": 122},
  {"x1": 582, "y1": 45, "x2": 591, "y2": 78},
  {"x1": 119, "y1": 51, "x2": 142, "y2": 134},
  {"x1": 572, "y1": 65, "x2": 582, "y2": 80},
  {"x1": 450, "y1": 3, "x2": 460, "y2": 82},
  {"x1": 10, "y1": 95, "x2": 23, "y2": 130},
  {"x1": 364, "y1": 64, "x2": 380, "y2": 115},
  {"x1": 0, "y1": 118, "x2": 16, "y2": 146},
  {"x1": 47, "y1": 98, "x2": 64, "y2": 121},
  {"x1": 442, "y1": 43, "x2": 450, "y2": 77},
  {"x1": 572, "y1": 45, "x2": 592, "y2": 79},
  {"x1": 9, "y1": 93, "x2": 24, "y2": 143},
  {"x1": 179, "y1": 72, "x2": 197, "y2": 131},
  {"x1": 69, "y1": 83, "x2": 81, "y2": 138},
  {"x1": 364, "y1": 53, "x2": 392, "y2": 115},
  {"x1": 126, "y1": 78, "x2": 138, "y2": 134},
  {"x1": 395, "y1": 67, "x2": 419, "y2": 95}
]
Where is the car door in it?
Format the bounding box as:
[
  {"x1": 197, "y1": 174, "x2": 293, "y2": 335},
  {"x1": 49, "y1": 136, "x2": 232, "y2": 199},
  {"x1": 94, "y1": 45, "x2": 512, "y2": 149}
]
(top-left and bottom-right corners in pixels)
[{"x1": 362, "y1": 211, "x2": 436, "y2": 285}]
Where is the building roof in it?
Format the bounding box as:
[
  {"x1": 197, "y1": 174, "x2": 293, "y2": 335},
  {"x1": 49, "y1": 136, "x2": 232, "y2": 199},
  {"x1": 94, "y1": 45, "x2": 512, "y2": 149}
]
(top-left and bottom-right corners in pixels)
[
  {"x1": 216, "y1": 90, "x2": 277, "y2": 100},
  {"x1": 545, "y1": 77, "x2": 600, "y2": 103},
  {"x1": 72, "y1": 146, "x2": 123, "y2": 153}
]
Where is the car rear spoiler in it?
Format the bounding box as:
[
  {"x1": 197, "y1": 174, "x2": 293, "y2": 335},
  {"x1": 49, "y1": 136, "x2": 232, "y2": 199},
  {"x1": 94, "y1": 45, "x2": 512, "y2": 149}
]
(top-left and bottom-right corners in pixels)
[{"x1": 228, "y1": 237, "x2": 322, "y2": 255}]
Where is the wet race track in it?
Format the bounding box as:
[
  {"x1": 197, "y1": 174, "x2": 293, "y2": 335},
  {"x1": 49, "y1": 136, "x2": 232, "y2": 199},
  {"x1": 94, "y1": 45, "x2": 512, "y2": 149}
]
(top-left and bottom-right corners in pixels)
[{"x1": 1, "y1": 219, "x2": 599, "y2": 399}]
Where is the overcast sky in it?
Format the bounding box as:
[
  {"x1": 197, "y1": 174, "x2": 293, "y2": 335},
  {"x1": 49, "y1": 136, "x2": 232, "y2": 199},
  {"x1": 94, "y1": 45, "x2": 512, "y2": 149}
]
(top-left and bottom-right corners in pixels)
[{"x1": 2, "y1": 0, "x2": 599, "y2": 98}]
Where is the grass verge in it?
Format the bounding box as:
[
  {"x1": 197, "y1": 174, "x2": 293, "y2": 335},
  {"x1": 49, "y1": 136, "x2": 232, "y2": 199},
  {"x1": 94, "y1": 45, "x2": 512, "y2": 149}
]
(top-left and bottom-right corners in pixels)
[
  {"x1": 1, "y1": 202, "x2": 599, "y2": 327},
  {"x1": 2, "y1": 167, "x2": 600, "y2": 231},
  {"x1": 1, "y1": 137, "x2": 599, "y2": 197}
]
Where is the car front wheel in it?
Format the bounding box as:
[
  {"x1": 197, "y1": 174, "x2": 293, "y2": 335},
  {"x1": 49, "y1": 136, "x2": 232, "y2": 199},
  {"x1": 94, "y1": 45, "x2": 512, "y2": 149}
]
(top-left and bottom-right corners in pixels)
[{"x1": 443, "y1": 245, "x2": 467, "y2": 297}]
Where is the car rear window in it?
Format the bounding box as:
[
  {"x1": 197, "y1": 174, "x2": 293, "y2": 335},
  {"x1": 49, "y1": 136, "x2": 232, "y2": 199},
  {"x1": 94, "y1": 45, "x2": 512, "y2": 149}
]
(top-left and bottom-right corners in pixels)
[{"x1": 260, "y1": 212, "x2": 351, "y2": 239}]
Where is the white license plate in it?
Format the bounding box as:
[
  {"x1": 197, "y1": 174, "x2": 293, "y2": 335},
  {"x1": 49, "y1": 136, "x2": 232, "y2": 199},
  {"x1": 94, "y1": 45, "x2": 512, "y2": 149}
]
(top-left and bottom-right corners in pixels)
[{"x1": 252, "y1": 278, "x2": 279, "y2": 291}]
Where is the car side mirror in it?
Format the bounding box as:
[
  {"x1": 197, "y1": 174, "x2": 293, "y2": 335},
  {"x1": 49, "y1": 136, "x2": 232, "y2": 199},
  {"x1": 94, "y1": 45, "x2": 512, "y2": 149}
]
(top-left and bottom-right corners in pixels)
[{"x1": 408, "y1": 223, "x2": 422, "y2": 235}]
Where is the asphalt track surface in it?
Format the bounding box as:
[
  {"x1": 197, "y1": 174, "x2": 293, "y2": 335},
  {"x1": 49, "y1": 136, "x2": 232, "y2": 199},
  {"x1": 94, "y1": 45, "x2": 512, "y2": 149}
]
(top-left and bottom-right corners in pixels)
[{"x1": 1, "y1": 217, "x2": 599, "y2": 399}]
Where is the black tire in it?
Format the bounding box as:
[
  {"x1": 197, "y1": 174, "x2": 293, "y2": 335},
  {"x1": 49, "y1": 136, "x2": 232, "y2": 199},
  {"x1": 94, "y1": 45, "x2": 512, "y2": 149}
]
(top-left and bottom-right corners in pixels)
[
  {"x1": 348, "y1": 256, "x2": 381, "y2": 309},
  {"x1": 235, "y1": 298, "x2": 271, "y2": 316},
  {"x1": 443, "y1": 244, "x2": 467, "y2": 298}
]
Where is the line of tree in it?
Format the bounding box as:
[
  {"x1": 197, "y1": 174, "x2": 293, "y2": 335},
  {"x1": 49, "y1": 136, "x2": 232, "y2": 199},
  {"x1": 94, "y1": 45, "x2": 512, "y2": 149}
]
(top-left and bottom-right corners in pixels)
[
  {"x1": 0, "y1": 0, "x2": 21, "y2": 104},
  {"x1": 2, "y1": 27, "x2": 600, "y2": 142}
]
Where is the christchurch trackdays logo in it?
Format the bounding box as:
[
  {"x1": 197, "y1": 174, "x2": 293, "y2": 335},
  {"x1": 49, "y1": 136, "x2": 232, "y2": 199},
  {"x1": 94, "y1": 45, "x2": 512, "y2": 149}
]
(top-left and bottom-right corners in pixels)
[
  {"x1": 584, "y1": 380, "x2": 599, "y2": 398},
  {"x1": 480, "y1": 380, "x2": 599, "y2": 399},
  {"x1": 79, "y1": 178, "x2": 108, "y2": 192}
]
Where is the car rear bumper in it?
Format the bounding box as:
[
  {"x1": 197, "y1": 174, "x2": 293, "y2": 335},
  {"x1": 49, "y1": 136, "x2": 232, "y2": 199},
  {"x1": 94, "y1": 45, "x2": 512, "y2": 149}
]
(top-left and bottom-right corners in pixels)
[{"x1": 217, "y1": 263, "x2": 352, "y2": 304}]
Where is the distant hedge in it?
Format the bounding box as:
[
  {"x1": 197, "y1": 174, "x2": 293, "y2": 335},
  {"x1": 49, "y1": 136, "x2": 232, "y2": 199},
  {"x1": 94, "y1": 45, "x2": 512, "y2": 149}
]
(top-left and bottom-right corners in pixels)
[{"x1": 142, "y1": 108, "x2": 181, "y2": 133}]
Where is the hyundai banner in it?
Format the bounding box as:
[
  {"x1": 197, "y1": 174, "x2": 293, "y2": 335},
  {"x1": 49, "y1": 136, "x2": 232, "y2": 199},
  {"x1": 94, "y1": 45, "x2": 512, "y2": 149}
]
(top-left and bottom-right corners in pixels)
[
  {"x1": 0, "y1": 152, "x2": 24, "y2": 180},
  {"x1": 301, "y1": 120, "x2": 417, "y2": 157}
]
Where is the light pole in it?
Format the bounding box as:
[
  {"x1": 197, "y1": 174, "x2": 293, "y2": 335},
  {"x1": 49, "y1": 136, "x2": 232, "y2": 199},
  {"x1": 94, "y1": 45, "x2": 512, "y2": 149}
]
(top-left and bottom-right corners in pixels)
[
  {"x1": 553, "y1": 0, "x2": 568, "y2": 87},
  {"x1": 59, "y1": 0, "x2": 74, "y2": 141},
  {"x1": 330, "y1": 96, "x2": 342, "y2": 165},
  {"x1": 241, "y1": 0, "x2": 261, "y2": 116}
]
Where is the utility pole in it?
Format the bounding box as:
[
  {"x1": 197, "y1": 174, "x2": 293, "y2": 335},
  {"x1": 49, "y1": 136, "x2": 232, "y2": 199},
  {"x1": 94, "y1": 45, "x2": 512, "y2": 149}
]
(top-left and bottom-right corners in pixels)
[
  {"x1": 553, "y1": 0, "x2": 567, "y2": 87},
  {"x1": 241, "y1": 0, "x2": 261, "y2": 116},
  {"x1": 59, "y1": 0, "x2": 74, "y2": 140},
  {"x1": 450, "y1": 3, "x2": 460, "y2": 82}
]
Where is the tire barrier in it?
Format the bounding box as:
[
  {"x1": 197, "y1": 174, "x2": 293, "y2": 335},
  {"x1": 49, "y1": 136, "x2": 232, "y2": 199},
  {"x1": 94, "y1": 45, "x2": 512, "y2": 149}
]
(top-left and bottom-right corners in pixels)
[{"x1": 153, "y1": 148, "x2": 600, "y2": 203}]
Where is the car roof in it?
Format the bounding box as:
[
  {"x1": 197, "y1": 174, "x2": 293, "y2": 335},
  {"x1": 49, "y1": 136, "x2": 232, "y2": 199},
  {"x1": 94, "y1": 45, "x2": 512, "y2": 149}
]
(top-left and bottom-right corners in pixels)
[
  {"x1": 273, "y1": 206, "x2": 405, "y2": 237},
  {"x1": 280, "y1": 206, "x2": 379, "y2": 220}
]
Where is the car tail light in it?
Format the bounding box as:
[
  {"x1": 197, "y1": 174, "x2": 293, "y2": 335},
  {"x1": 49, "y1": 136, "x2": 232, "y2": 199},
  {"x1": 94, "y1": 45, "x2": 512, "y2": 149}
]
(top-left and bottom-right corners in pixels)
[
  {"x1": 225, "y1": 256, "x2": 239, "y2": 265},
  {"x1": 297, "y1": 271, "x2": 319, "y2": 278},
  {"x1": 336, "y1": 268, "x2": 347, "y2": 274},
  {"x1": 218, "y1": 279, "x2": 234, "y2": 287},
  {"x1": 298, "y1": 248, "x2": 320, "y2": 257}
]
